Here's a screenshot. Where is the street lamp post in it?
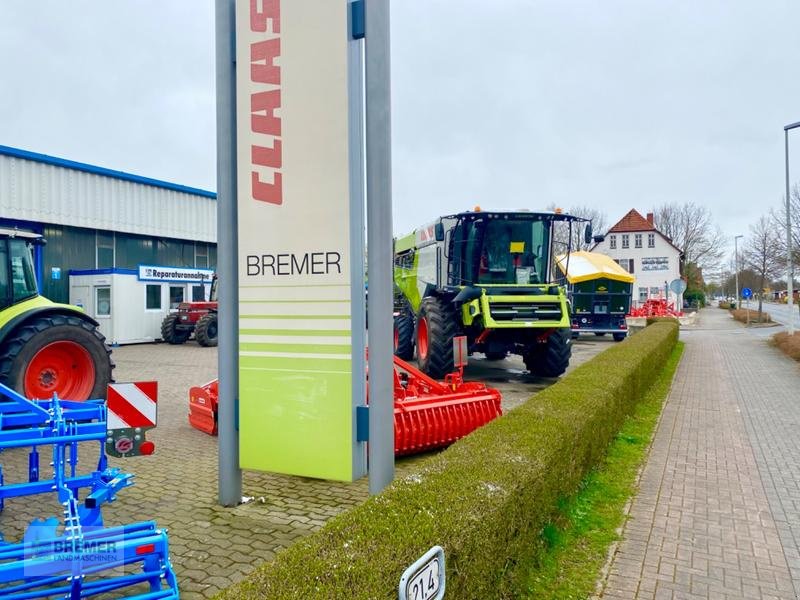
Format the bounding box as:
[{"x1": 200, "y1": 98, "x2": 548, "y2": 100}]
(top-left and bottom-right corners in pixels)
[
  {"x1": 784, "y1": 122, "x2": 799, "y2": 335},
  {"x1": 735, "y1": 235, "x2": 743, "y2": 309}
]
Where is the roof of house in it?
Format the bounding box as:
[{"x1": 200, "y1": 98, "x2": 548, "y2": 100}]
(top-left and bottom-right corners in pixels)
[
  {"x1": 555, "y1": 251, "x2": 635, "y2": 284},
  {"x1": 607, "y1": 209, "x2": 655, "y2": 233},
  {"x1": 594, "y1": 208, "x2": 684, "y2": 256}
]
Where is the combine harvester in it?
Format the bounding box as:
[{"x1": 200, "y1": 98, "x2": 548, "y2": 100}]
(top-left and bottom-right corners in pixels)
[
  {"x1": 0, "y1": 383, "x2": 179, "y2": 599},
  {"x1": 190, "y1": 341, "x2": 502, "y2": 456}
]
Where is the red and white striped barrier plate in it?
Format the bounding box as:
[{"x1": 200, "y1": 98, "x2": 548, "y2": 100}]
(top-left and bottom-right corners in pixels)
[{"x1": 106, "y1": 382, "x2": 158, "y2": 430}]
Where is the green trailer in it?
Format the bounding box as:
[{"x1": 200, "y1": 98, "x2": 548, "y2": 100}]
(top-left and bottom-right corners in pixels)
[{"x1": 556, "y1": 251, "x2": 633, "y2": 342}]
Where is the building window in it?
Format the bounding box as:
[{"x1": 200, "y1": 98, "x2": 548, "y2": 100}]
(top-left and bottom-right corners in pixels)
[
  {"x1": 169, "y1": 286, "x2": 185, "y2": 309},
  {"x1": 639, "y1": 287, "x2": 648, "y2": 302},
  {"x1": 146, "y1": 284, "x2": 162, "y2": 310},
  {"x1": 192, "y1": 285, "x2": 206, "y2": 302},
  {"x1": 650, "y1": 286, "x2": 662, "y2": 297},
  {"x1": 96, "y1": 286, "x2": 111, "y2": 316},
  {"x1": 609, "y1": 235, "x2": 617, "y2": 249},
  {"x1": 195, "y1": 243, "x2": 209, "y2": 269},
  {"x1": 96, "y1": 231, "x2": 114, "y2": 269},
  {"x1": 635, "y1": 234, "x2": 642, "y2": 248},
  {"x1": 622, "y1": 234, "x2": 629, "y2": 249},
  {"x1": 648, "y1": 233, "x2": 655, "y2": 248},
  {"x1": 615, "y1": 258, "x2": 634, "y2": 273}
]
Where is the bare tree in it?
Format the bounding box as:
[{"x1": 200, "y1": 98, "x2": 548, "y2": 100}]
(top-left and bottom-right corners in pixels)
[
  {"x1": 547, "y1": 204, "x2": 608, "y2": 253},
  {"x1": 653, "y1": 202, "x2": 726, "y2": 275},
  {"x1": 742, "y1": 215, "x2": 785, "y2": 319},
  {"x1": 655, "y1": 202, "x2": 726, "y2": 267},
  {"x1": 770, "y1": 183, "x2": 800, "y2": 264}
]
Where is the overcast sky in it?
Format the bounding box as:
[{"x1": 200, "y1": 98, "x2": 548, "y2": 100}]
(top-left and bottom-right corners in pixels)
[{"x1": 2, "y1": 1, "x2": 799, "y2": 251}]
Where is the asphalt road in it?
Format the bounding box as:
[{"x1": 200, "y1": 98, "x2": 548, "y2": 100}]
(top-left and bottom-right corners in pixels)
[{"x1": 749, "y1": 301, "x2": 800, "y2": 329}]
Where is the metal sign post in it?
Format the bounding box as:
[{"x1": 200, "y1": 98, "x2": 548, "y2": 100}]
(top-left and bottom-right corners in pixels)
[
  {"x1": 215, "y1": 0, "x2": 242, "y2": 507},
  {"x1": 365, "y1": 0, "x2": 395, "y2": 495}
]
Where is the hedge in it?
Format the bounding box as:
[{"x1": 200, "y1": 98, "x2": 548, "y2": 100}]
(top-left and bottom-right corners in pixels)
[{"x1": 216, "y1": 321, "x2": 679, "y2": 600}]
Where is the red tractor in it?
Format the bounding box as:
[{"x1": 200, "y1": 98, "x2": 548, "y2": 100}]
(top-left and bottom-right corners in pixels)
[{"x1": 160, "y1": 274, "x2": 218, "y2": 347}]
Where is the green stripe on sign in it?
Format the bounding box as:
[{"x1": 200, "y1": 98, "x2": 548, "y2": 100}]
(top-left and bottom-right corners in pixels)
[
  {"x1": 240, "y1": 314, "x2": 350, "y2": 320},
  {"x1": 239, "y1": 329, "x2": 351, "y2": 337},
  {"x1": 240, "y1": 355, "x2": 351, "y2": 370},
  {"x1": 240, "y1": 342, "x2": 351, "y2": 354}
]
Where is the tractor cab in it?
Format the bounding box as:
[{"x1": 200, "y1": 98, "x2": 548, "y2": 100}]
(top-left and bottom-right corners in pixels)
[{"x1": 0, "y1": 229, "x2": 44, "y2": 310}]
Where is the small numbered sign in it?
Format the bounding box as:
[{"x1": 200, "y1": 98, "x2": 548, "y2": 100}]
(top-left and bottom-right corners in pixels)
[{"x1": 399, "y1": 546, "x2": 445, "y2": 600}]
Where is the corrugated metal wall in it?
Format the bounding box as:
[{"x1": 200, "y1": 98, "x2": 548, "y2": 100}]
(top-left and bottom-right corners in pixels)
[
  {"x1": 0, "y1": 154, "x2": 216, "y2": 242},
  {"x1": 35, "y1": 224, "x2": 217, "y2": 303}
]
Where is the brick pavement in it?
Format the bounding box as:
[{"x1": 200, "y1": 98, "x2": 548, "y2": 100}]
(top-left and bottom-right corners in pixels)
[
  {"x1": 0, "y1": 335, "x2": 607, "y2": 598},
  {"x1": 601, "y1": 309, "x2": 800, "y2": 599}
]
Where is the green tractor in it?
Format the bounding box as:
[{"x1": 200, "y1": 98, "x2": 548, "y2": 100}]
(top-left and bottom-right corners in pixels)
[
  {"x1": 0, "y1": 228, "x2": 113, "y2": 400},
  {"x1": 393, "y1": 209, "x2": 591, "y2": 379}
]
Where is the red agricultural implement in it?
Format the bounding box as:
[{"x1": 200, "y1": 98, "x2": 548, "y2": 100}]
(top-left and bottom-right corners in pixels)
[
  {"x1": 627, "y1": 298, "x2": 683, "y2": 318},
  {"x1": 189, "y1": 357, "x2": 502, "y2": 456}
]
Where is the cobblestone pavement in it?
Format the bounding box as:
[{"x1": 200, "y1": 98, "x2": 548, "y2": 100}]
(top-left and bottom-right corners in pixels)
[
  {"x1": 0, "y1": 334, "x2": 608, "y2": 598},
  {"x1": 602, "y1": 309, "x2": 800, "y2": 600}
]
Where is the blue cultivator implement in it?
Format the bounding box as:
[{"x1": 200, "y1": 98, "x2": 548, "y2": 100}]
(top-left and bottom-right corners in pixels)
[{"x1": 0, "y1": 383, "x2": 179, "y2": 598}]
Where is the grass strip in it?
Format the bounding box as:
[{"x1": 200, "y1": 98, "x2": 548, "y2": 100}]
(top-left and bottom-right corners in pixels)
[{"x1": 523, "y1": 341, "x2": 685, "y2": 600}]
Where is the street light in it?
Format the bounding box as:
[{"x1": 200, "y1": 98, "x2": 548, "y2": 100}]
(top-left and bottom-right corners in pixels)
[
  {"x1": 735, "y1": 234, "x2": 743, "y2": 309},
  {"x1": 784, "y1": 121, "x2": 799, "y2": 335}
]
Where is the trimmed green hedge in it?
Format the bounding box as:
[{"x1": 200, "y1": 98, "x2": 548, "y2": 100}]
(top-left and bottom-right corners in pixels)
[{"x1": 217, "y1": 321, "x2": 679, "y2": 600}]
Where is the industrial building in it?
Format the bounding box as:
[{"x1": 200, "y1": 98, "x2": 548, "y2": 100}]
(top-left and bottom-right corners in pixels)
[{"x1": 0, "y1": 144, "x2": 216, "y2": 343}]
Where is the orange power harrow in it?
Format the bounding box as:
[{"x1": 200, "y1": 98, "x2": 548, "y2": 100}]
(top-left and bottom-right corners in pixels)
[{"x1": 189, "y1": 356, "x2": 502, "y2": 457}]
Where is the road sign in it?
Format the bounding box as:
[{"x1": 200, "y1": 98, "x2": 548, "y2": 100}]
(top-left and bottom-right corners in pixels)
[
  {"x1": 107, "y1": 382, "x2": 157, "y2": 429},
  {"x1": 669, "y1": 278, "x2": 687, "y2": 295},
  {"x1": 399, "y1": 546, "x2": 445, "y2": 600},
  {"x1": 741, "y1": 287, "x2": 753, "y2": 299}
]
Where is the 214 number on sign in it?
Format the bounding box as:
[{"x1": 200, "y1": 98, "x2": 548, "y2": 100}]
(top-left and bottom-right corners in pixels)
[{"x1": 407, "y1": 557, "x2": 440, "y2": 600}]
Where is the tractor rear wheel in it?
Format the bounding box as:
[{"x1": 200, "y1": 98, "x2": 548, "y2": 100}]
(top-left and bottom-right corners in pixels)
[
  {"x1": 195, "y1": 313, "x2": 218, "y2": 347},
  {"x1": 0, "y1": 314, "x2": 113, "y2": 400},
  {"x1": 393, "y1": 312, "x2": 415, "y2": 360},
  {"x1": 161, "y1": 314, "x2": 190, "y2": 344},
  {"x1": 416, "y1": 297, "x2": 458, "y2": 379},
  {"x1": 524, "y1": 329, "x2": 572, "y2": 378}
]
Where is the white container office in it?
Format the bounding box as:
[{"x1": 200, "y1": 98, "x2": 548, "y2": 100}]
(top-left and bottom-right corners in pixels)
[{"x1": 69, "y1": 265, "x2": 214, "y2": 345}]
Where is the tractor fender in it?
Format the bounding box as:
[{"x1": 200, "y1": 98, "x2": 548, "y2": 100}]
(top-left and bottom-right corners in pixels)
[{"x1": 0, "y1": 304, "x2": 100, "y2": 348}]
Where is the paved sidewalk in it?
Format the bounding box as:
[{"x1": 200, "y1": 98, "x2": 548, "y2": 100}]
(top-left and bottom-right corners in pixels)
[{"x1": 602, "y1": 309, "x2": 800, "y2": 600}]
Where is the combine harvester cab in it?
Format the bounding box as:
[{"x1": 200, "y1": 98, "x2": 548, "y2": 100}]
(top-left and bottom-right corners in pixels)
[
  {"x1": 393, "y1": 209, "x2": 593, "y2": 378},
  {"x1": 556, "y1": 251, "x2": 633, "y2": 341},
  {"x1": 0, "y1": 383, "x2": 179, "y2": 599}
]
